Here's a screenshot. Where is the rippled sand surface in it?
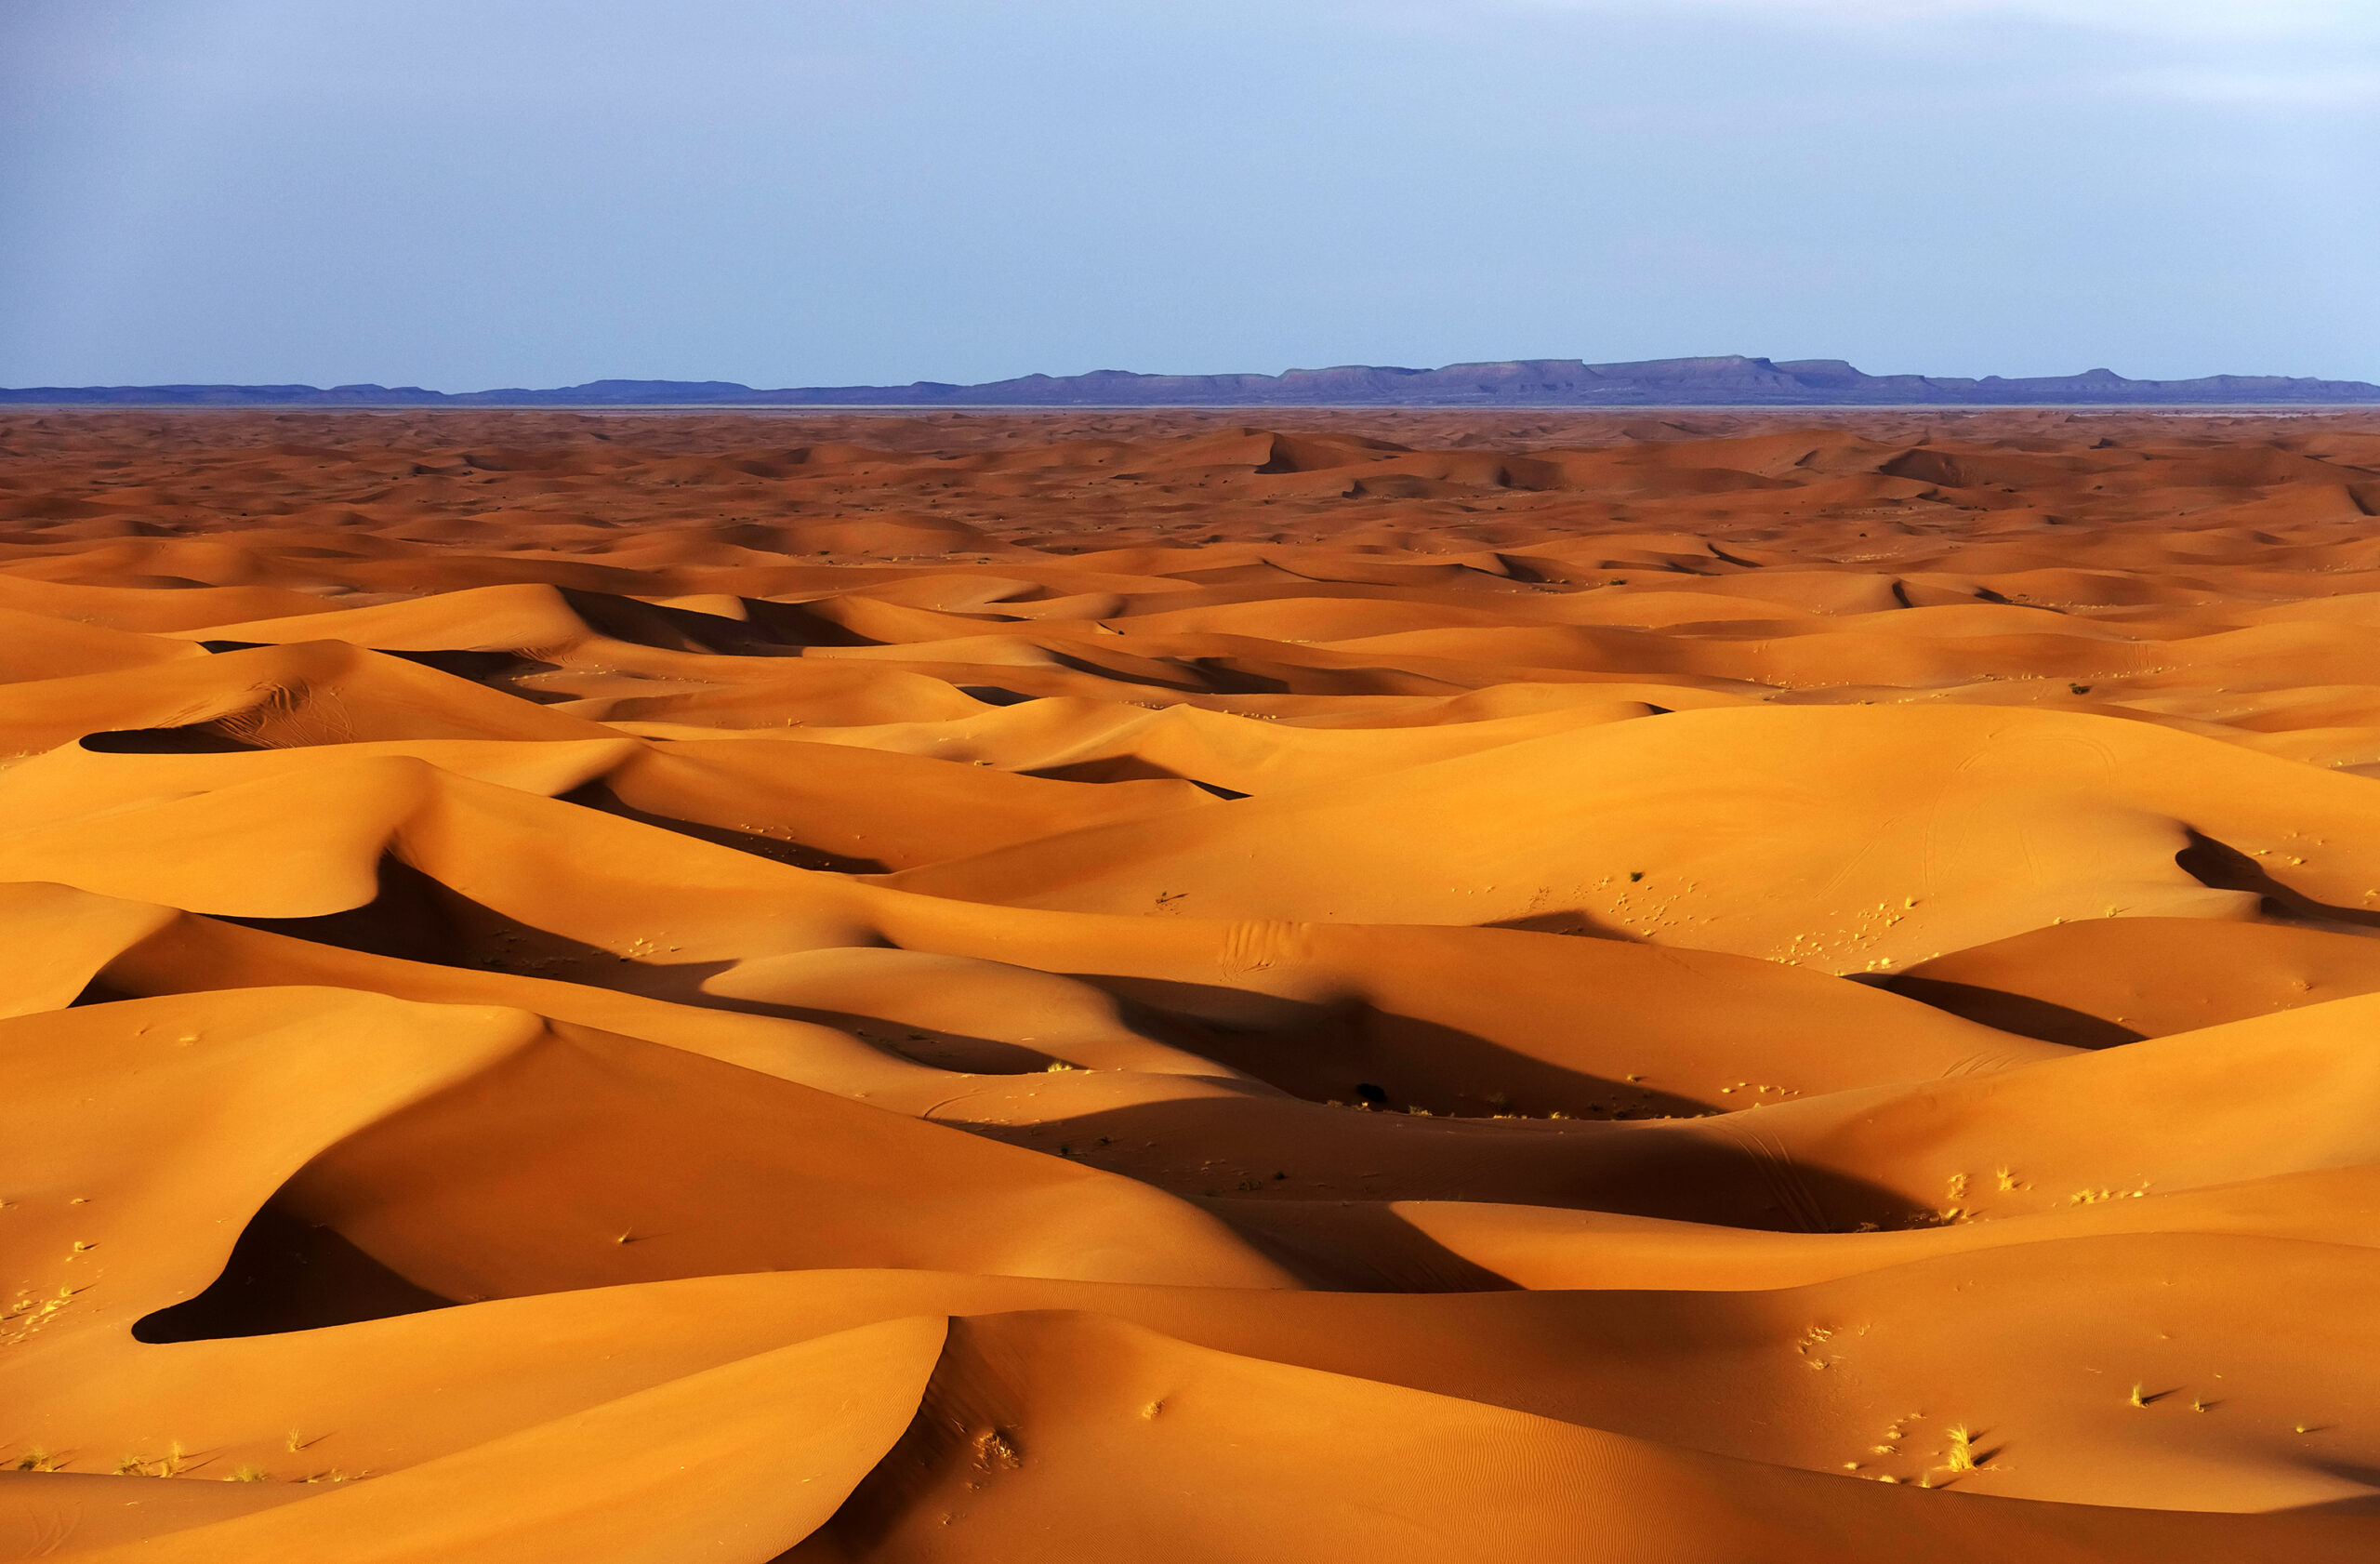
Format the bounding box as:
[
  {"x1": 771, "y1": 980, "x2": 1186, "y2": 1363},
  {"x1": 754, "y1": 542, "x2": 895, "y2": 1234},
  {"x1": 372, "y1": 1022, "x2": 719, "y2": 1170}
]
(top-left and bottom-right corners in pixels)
[{"x1": 5, "y1": 407, "x2": 2380, "y2": 1560}]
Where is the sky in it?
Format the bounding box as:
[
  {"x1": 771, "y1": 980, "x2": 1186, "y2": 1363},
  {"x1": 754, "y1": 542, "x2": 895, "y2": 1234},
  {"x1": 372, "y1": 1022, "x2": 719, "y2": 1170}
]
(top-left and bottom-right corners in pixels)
[{"x1": 1, "y1": 0, "x2": 2374, "y2": 390}]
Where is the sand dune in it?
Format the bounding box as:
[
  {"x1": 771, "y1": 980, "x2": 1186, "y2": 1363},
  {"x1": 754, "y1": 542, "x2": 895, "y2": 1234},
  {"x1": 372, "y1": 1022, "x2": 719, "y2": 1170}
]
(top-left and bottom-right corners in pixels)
[{"x1": 3, "y1": 406, "x2": 2378, "y2": 1558}]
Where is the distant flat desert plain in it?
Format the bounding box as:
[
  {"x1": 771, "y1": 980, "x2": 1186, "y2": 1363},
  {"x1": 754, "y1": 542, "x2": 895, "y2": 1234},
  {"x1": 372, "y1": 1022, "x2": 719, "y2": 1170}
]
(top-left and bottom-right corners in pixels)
[{"x1": 5, "y1": 405, "x2": 2380, "y2": 1560}]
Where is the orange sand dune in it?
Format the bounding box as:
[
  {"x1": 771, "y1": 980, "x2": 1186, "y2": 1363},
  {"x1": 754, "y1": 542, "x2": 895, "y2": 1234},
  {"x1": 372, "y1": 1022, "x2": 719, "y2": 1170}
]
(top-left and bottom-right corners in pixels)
[{"x1": 4, "y1": 406, "x2": 2380, "y2": 1558}]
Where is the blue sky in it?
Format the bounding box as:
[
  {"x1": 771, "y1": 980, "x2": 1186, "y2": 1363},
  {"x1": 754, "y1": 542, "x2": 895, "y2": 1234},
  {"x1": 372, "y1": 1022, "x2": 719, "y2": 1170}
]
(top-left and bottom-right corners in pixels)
[{"x1": 2, "y1": 0, "x2": 2374, "y2": 389}]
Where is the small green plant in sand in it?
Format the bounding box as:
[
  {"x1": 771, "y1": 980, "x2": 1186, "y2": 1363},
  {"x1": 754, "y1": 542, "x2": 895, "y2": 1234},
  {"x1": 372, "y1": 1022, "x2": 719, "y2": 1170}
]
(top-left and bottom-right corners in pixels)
[{"x1": 226, "y1": 1464, "x2": 270, "y2": 1483}]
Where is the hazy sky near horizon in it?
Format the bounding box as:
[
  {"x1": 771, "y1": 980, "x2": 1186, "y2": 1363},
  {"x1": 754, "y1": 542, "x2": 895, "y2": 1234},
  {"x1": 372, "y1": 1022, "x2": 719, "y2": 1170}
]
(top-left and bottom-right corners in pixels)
[{"x1": 3, "y1": 0, "x2": 2375, "y2": 390}]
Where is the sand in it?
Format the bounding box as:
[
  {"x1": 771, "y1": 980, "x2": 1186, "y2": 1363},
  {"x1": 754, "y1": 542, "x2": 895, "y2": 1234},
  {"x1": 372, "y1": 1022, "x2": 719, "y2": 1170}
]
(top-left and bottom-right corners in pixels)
[{"x1": 1, "y1": 404, "x2": 2378, "y2": 1558}]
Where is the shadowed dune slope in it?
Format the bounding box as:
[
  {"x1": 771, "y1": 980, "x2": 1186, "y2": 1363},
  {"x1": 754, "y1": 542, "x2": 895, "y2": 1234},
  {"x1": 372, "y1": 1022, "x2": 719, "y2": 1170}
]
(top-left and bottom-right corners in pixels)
[{"x1": 4, "y1": 407, "x2": 2380, "y2": 1557}]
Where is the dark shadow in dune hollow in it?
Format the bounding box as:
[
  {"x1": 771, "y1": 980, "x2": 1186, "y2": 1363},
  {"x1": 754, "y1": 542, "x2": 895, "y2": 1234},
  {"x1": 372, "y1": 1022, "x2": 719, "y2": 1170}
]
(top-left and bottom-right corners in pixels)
[
  {"x1": 558, "y1": 780, "x2": 892, "y2": 873},
  {"x1": 968, "y1": 1093, "x2": 1926, "y2": 1239},
  {"x1": 1874, "y1": 974, "x2": 2144, "y2": 1050},
  {"x1": 78, "y1": 724, "x2": 263, "y2": 753},
  {"x1": 134, "y1": 1203, "x2": 456, "y2": 1342},
  {"x1": 2179, "y1": 828, "x2": 2380, "y2": 931},
  {"x1": 1083, "y1": 973, "x2": 1709, "y2": 1121}
]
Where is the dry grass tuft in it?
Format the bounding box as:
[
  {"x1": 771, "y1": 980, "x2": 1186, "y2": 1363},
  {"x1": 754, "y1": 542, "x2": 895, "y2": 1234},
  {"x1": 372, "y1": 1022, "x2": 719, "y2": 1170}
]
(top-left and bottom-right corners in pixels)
[{"x1": 970, "y1": 1428, "x2": 1023, "y2": 1473}]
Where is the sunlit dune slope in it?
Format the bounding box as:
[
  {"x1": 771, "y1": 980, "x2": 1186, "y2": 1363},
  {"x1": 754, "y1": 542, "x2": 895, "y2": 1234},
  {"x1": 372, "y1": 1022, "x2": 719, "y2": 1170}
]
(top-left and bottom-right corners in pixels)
[{"x1": 4, "y1": 406, "x2": 2379, "y2": 1560}]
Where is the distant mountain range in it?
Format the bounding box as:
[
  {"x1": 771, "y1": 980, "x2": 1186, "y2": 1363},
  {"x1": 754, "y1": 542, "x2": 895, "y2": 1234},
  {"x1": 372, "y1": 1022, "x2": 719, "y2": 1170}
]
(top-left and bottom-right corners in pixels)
[{"x1": 6, "y1": 356, "x2": 2377, "y2": 408}]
